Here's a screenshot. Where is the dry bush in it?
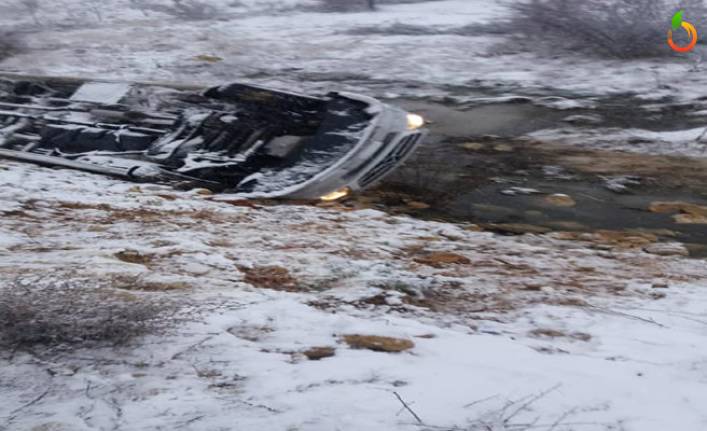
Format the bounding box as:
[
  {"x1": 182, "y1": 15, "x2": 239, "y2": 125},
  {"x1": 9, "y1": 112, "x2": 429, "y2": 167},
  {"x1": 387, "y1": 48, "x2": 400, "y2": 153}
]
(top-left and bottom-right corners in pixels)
[
  {"x1": 0, "y1": 280, "x2": 180, "y2": 351},
  {"x1": 507, "y1": 0, "x2": 707, "y2": 58}
]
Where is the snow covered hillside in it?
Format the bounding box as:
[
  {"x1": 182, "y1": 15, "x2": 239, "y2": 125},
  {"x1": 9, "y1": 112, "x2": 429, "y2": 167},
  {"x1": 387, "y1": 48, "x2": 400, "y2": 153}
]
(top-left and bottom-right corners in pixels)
[
  {"x1": 1, "y1": 161, "x2": 707, "y2": 430},
  {"x1": 0, "y1": 0, "x2": 704, "y2": 103},
  {"x1": 2, "y1": 1, "x2": 707, "y2": 430}
]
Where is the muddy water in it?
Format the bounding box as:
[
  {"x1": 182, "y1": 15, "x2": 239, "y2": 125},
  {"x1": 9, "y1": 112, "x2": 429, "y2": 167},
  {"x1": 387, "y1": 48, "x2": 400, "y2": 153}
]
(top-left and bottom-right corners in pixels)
[
  {"x1": 366, "y1": 98, "x2": 707, "y2": 257},
  {"x1": 396, "y1": 100, "x2": 567, "y2": 137}
]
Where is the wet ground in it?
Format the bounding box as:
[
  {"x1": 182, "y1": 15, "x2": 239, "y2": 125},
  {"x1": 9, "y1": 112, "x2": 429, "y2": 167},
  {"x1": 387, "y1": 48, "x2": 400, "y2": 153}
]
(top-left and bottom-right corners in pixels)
[{"x1": 361, "y1": 98, "x2": 707, "y2": 258}]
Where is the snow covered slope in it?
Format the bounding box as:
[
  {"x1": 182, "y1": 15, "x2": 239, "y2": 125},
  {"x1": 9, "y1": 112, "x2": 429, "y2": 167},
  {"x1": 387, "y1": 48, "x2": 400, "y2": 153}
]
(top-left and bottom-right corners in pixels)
[
  {"x1": 2, "y1": 0, "x2": 704, "y2": 104},
  {"x1": 1, "y1": 160, "x2": 706, "y2": 430}
]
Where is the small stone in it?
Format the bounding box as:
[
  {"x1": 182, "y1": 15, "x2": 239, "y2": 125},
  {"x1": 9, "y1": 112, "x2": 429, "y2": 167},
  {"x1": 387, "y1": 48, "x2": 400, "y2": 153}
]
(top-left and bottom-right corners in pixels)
[
  {"x1": 191, "y1": 188, "x2": 214, "y2": 196},
  {"x1": 544, "y1": 194, "x2": 576, "y2": 207},
  {"x1": 342, "y1": 335, "x2": 414, "y2": 353},
  {"x1": 652, "y1": 281, "x2": 669, "y2": 289},
  {"x1": 493, "y1": 143, "x2": 513, "y2": 152}
]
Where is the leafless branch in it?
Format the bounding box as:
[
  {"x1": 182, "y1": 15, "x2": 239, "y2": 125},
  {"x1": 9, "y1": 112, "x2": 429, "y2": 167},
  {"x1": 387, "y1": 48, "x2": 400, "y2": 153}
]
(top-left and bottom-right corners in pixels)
[
  {"x1": 393, "y1": 391, "x2": 423, "y2": 424},
  {"x1": 7, "y1": 388, "x2": 50, "y2": 421}
]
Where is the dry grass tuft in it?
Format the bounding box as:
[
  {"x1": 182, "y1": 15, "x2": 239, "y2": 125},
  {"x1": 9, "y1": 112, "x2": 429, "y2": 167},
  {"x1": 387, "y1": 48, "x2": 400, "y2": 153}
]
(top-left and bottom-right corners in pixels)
[
  {"x1": 342, "y1": 334, "x2": 414, "y2": 353},
  {"x1": 115, "y1": 250, "x2": 155, "y2": 265},
  {"x1": 302, "y1": 346, "x2": 336, "y2": 360},
  {"x1": 242, "y1": 266, "x2": 299, "y2": 292},
  {"x1": 413, "y1": 251, "x2": 471, "y2": 268}
]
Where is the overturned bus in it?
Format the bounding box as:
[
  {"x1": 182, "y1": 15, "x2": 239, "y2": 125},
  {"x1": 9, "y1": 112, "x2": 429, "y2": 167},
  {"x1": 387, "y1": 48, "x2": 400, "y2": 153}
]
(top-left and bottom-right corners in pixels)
[{"x1": 0, "y1": 74, "x2": 426, "y2": 201}]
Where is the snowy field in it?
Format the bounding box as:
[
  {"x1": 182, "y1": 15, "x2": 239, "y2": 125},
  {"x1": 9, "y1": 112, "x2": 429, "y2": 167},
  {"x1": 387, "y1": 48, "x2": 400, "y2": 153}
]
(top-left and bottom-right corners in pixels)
[
  {"x1": 2, "y1": 1, "x2": 707, "y2": 430},
  {"x1": 1, "y1": 161, "x2": 707, "y2": 431},
  {"x1": 0, "y1": 0, "x2": 705, "y2": 103}
]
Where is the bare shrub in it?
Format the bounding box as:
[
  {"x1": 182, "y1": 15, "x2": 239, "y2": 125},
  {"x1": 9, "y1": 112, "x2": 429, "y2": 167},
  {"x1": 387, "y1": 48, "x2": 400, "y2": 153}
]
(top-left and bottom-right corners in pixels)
[
  {"x1": 507, "y1": 0, "x2": 707, "y2": 58},
  {"x1": 0, "y1": 280, "x2": 180, "y2": 351}
]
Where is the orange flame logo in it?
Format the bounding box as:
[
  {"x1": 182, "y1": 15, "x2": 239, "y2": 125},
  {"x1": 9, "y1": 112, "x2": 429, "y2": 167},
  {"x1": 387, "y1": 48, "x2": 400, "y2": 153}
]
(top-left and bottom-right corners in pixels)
[{"x1": 668, "y1": 10, "x2": 698, "y2": 53}]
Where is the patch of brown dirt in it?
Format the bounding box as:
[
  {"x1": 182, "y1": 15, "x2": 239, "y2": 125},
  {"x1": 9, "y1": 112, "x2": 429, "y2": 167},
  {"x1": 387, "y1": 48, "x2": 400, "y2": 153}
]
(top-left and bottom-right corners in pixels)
[
  {"x1": 57, "y1": 201, "x2": 113, "y2": 211},
  {"x1": 403, "y1": 289, "x2": 517, "y2": 315},
  {"x1": 529, "y1": 328, "x2": 592, "y2": 342},
  {"x1": 553, "y1": 230, "x2": 658, "y2": 249},
  {"x1": 649, "y1": 201, "x2": 707, "y2": 217},
  {"x1": 218, "y1": 199, "x2": 262, "y2": 209},
  {"x1": 111, "y1": 275, "x2": 192, "y2": 292},
  {"x1": 302, "y1": 346, "x2": 336, "y2": 360},
  {"x1": 673, "y1": 213, "x2": 707, "y2": 224},
  {"x1": 342, "y1": 335, "x2": 414, "y2": 353},
  {"x1": 115, "y1": 250, "x2": 155, "y2": 265},
  {"x1": 648, "y1": 201, "x2": 707, "y2": 224},
  {"x1": 413, "y1": 251, "x2": 471, "y2": 267},
  {"x1": 242, "y1": 266, "x2": 299, "y2": 291}
]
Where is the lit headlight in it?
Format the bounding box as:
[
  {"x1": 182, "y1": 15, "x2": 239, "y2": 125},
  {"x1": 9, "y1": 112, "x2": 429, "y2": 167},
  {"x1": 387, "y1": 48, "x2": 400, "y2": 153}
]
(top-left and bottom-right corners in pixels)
[
  {"x1": 406, "y1": 113, "x2": 424, "y2": 130},
  {"x1": 320, "y1": 187, "x2": 350, "y2": 202}
]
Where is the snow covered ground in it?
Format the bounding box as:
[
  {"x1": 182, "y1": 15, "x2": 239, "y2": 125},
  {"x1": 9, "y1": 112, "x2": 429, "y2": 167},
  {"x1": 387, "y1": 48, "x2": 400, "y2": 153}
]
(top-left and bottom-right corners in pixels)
[
  {"x1": 2, "y1": 2, "x2": 707, "y2": 430},
  {"x1": 0, "y1": 0, "x2": 704, "y2": 103},
  {"x1": 1, "y1": 161, "x2": 707, "y2": 431}
]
